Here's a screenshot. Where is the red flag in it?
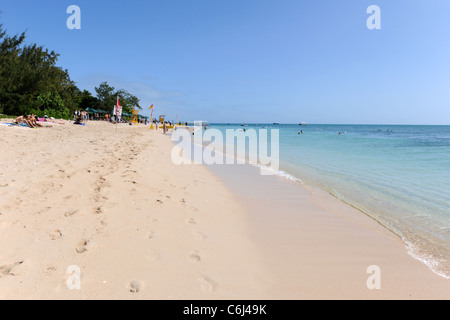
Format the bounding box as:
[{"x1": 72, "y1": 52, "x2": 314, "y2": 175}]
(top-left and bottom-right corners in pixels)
[{"x1": 114, "y1": 96, "x2": 122, "y2": 117}]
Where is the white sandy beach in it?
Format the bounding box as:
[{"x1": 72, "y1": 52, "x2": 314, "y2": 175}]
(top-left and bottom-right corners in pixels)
[{"x1": 0, "y1": 121, "x2": 448, "y2": 299}]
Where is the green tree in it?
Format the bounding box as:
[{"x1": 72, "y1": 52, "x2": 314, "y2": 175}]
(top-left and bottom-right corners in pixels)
[
  {"x1": 116, "y1": 88, "x2": 141, "y2": 114},
  {"x1": 0, "y1": 20, "x2": 80, "y2": 118},
  {"x1": 78, "y1": 90, "x2": 100, "y2": 110},
  {"x1": 95, "y1": 81, "x2": 116, "y2": 111},
  {"x1": 95, "y1": 81, "x2": 141, "y2": 114},
  {"x1": 0, "y1": 22, "x2": 27, "y2": 115},
  {"x1": 0, "y1": 20, "x2": 142, "y2": 118},
  {"x1": 36, "y1": 91, "x2": 70, "y2": 119}
]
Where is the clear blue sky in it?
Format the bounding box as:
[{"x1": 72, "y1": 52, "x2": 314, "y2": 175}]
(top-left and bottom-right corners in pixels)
[{"x1": 1, "y1": 0, "x2": 450, "y2": 124}]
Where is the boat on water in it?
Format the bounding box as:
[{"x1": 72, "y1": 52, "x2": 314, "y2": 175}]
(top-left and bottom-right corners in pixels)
[
  {"x1": 273, "y1": 122, "x2": 280, "y2": 125},
  {"x1": 299, "y1": 122, "x2": 307, "y2": 126}
]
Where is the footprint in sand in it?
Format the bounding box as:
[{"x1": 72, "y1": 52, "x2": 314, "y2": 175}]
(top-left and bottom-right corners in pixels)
[
  {"x1": 147, "y1": 231, "x2": 155, "y2": 239},
  {"x1": 127, "y1": 280, "x2": 143, "y2": 294},
  {"x1": 190, "y1": 206, "x2": 199, "y2": 213},
  {"x1": 197, "y1": 275, "x2": 216, "y2": 293},
  {"x1": 156, "y1": 199, "x2": 163, "y2": 205},
  {"x1": 186, "y1": 218, "x2": 197, "y2": 225},
  {"x1": 45, "y1": 265, "x2": 57, "y2": 274},
  {"x1": 94, "y1": 194, "x2": 108, "y2": 203},
  {"x1": 189, "y1": 251, "x2": 202, "y2": 263},
  {"x1": 96, "y1": 177, "x2": 111, "y2": 191},
  {"x1": 64, "y1": 209, "x2": 79, "y2": 217},
  {"x1": 76, "y1": 240, "x2": 89, "y2": 254},
  {"x1": 0, "y1": 261, "x2": 23, "y2": 277},
  {"x1": 193, "y1": 179, "x2": 205, "y2": 186},
  {"x1": 193, "y1": 232, "x2": 207, "y2": 241},
  {"x1": 0, "y1": 183, "x2": 9, "y2": 188},
  {"x1": 49, "y1": 230, "x2": 63, "y2": 240},
  {"x1": 37, "y1": 207, "x2": 51, "y2": 215},
  {"x1": 121, "y1": 170, "x2": 137, "y2": 178},
  {"x1": 146, "y1": 250, "x2": 161, "y2": 262}
]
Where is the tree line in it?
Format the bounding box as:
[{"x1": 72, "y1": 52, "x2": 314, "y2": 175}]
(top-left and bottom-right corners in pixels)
[{"x1": 0, "y1": 20, "x2": 141, "y2": 119}]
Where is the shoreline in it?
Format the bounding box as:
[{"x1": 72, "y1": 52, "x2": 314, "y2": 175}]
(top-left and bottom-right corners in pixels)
[
  {"x1": 203, "y1": 156, "x2": 450, "y2": 299},
  {"x1": 315, "y1": 185, "x2": 450, "y2": 281},
  {"x1": 196, "y1": 124, "x2": 450, "y2": 281}
]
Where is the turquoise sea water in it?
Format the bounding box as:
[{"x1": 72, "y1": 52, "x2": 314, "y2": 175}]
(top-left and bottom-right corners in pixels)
[{"x1": 208, "y1": 124, "x2": 450, "y2": 278}]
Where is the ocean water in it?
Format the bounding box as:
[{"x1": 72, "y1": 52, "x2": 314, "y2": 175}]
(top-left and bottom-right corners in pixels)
[{"x1": 206, "y1": 124, "x2": 450, "y2": 278}]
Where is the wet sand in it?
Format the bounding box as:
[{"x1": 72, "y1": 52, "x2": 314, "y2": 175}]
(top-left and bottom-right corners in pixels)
[{"x1": 207, "y1": 162, "x2": 450, "y2": 299}]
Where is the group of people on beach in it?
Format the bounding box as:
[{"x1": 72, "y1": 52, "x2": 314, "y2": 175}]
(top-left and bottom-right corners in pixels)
[
  {"x1": 74, "y1": 110, "x2": 88, "y2": 124},
  {"x1": 15, "y1": 114, "x2": 54, "y2": 128}
]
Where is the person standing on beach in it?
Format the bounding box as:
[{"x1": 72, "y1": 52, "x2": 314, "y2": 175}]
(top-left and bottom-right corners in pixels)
[{"x1": 163, "y1": 122, "x2": 167, "y2": 134}]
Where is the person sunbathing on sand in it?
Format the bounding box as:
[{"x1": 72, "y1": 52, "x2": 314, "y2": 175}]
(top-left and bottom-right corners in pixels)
[
  {"x1": 29, "y1": 114, "x2": 43, "y2": 127},
  {"x1": 15, "y1": 115, "x2": 25, "y2": 124},
  {"x1": 42, "y1": 115, "x2": 63, "y2": 125},
  {"x1": 15, "y1": 115, "x2": 35, "y2": 128}
]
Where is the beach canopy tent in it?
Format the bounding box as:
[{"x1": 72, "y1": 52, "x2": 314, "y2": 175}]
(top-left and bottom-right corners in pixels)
[
  {"x1": 84, "y1": 108, "x2": 109, "y2": 114},
  {"x1": 85, "y1": 107, "x2": 98, "y2": 113}
]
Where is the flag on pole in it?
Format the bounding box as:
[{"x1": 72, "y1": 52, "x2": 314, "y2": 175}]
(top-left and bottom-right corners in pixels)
[
  {"x1": 117, "y1": 96, "x2": 121, "y2": 114},
  {"x1": 114, "y1": 96, "x2": 122, "y2": 118},
  {"x1": 149, "y1": 105, "x2": 154, "y2": 119},
  {"x1": 149, "y1": 105, "x2": 155, "y2": 129}
]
